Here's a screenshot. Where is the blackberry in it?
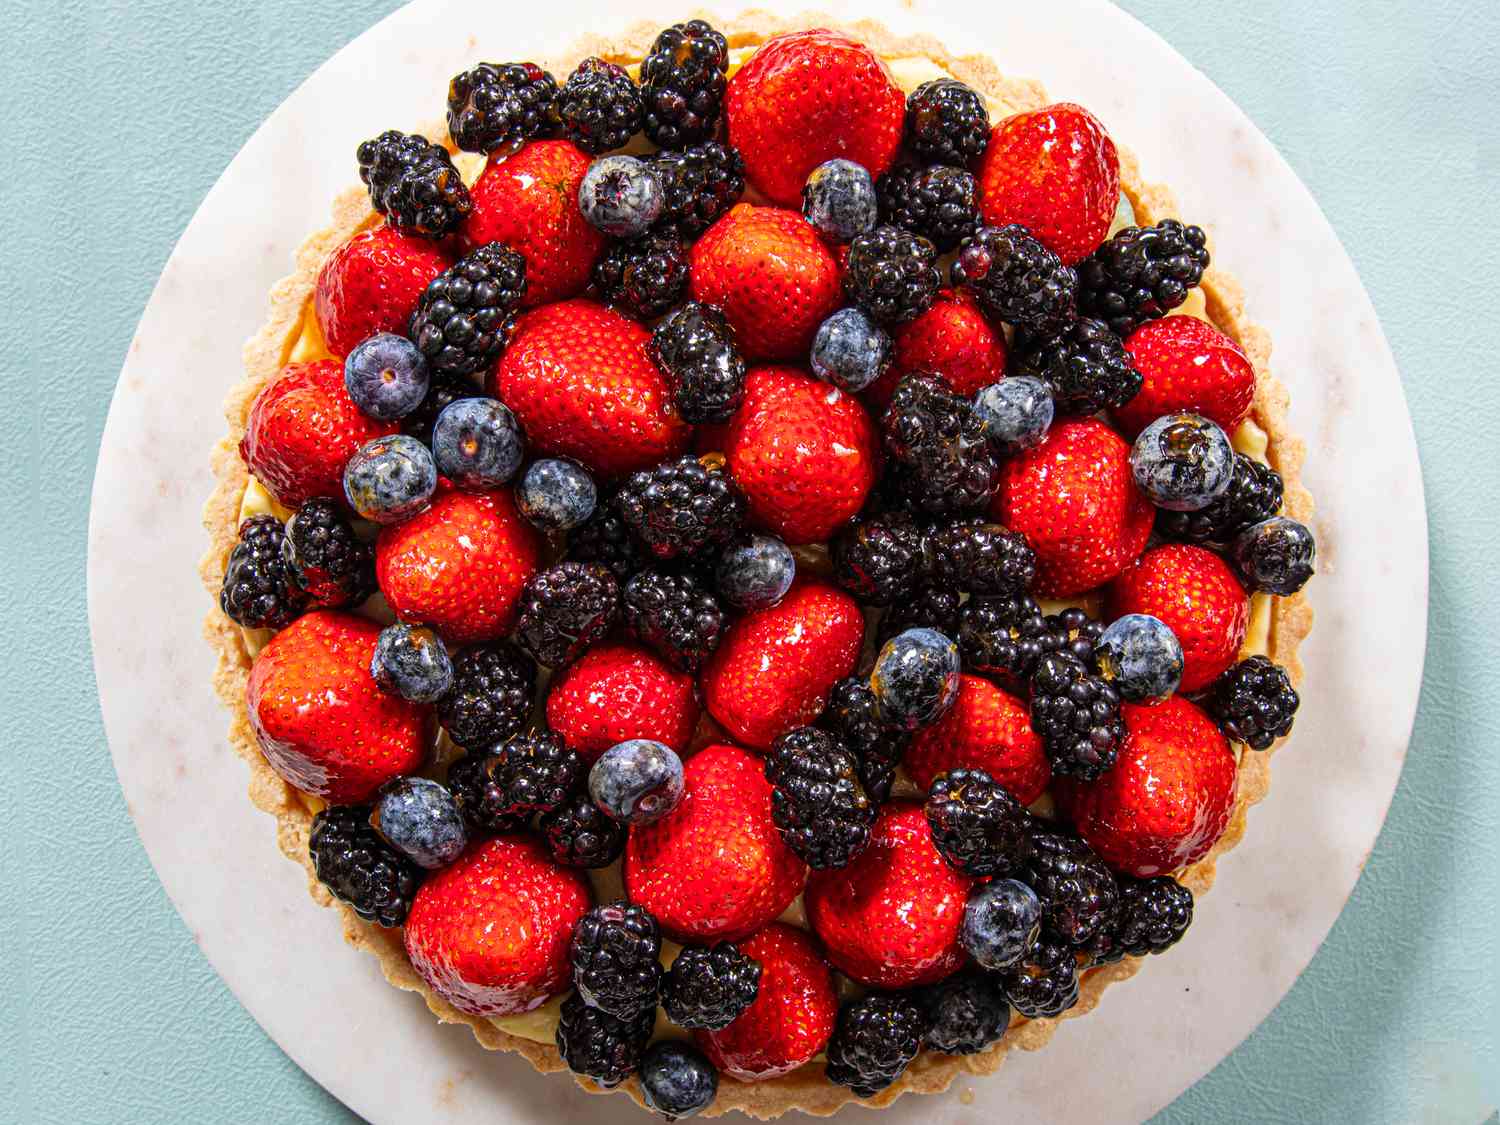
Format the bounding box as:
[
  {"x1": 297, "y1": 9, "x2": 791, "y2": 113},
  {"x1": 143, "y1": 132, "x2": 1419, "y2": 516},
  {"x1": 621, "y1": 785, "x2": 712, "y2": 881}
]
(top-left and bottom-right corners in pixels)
[
  {"x1": 1029, "y1": 651, "x2": 1124, "y2": 781},
  {"x1": 556, "y1": 991, "x2": 654, "y2": 1088},
  {"x1": 1023, "y1": 830, "x2": 1119, "y2": 946},
  {"x1": 877, "y1": 164, "x2": 980, "y2": 253},
  {"x1": 877, "y1": 585, "x2": 962, "y2": 649},
  {"x1": 408, "y1": 242, "x2": 525, "y2": 376},
  {"x1": 958, "y1": 594, "x2": 1051, "y2": 683},
  {"x1": 831, "y1": 511, "x2": 926, "y2": 605},
  {"x1": 614, "y1": 454, "x2": 746, "y2": 560},
  {"x1": 401, "y1": 371, "x2": 472, "y2": 446},
  {"x1": 566, "y1": 501, "x2": 647, "y2": 581},
  {"x1": 648, "y1": 302, "x2": 746, "y2": 424},
  {"x1": 1044, "y1": 607, "x2": 1105, "y2": 665},
  {"x1": 918, "y1": 970, "x2": 1010, "y2": 1055},
  {"x1": 905, "y1": 78, "x2": 991, "y2": 169},
  {"x1": 881, "y1": 373, "x2": 1002, "y2": 514},
  {"x1": 661, "y1": 943, "x2": 762, "y2": 1030},
  {"x1": 541, "y1": 795, "x2": 626, "y2": 868},
  {"x1": 220, "y1": 516, "x2": 308, "y2": 629},
  {"x1": 308, "y1": 804, "x2": 421, "y2": 928},
  {"x1": 640, "y1": 20, "x2": 729, "y2": 149},
  {"x1": 952, "y1": 224, "x2": 1077, "y2": 337},
  {"x1": 571, "y1": 900, "x2": 662, "y2": 1020},
  {"x1": 1158, "y1": 453, "x2": 1284, "y2": 544},
  {"x1": 764, "y1": 727, "x2": 876, "y2": 870},
  {"x1": 1078, "y1": 219, "x2": 1210, "y2": 335},
  {"x1": 825, "y1": 992, "x2": 930, "y2": 1098},
  {"x1": 845, "y1": 225, "x2": 941, "y2": 325},
  {"x1": 355, "y1": 130, "x2": 471, "y2": 239},
  {"x1": 435, "y1": 642, "x2": 537, "y2": 751},
  {"x1": 1085, "y1": 875, "x2": 1194, "y2": 965},
  {"x1": 926, "y1": 768, "x2": 1034, "y2": 877},
  {"x1": 514, "y1": 562, "x2": 619, "y2": 668},
  {"x1": 1013, "y1": 316, "x2": 1142, "y2": 417},
  {"x1": 558, "y1": 58, "x2": 642, "y2": 153},
  {"x1": 623, "y1": 569, "x2": 724, "y2": 673},
  {"x1": 649, "y1": 141, "x2": 745, "y2": 239},
  {"x1": 447, "y1": 731, "x2": 582, "y2": 833},
  {"x1": 819, "y1": 677, "x2": 910, "y2": 807},
  {"x1": 924, "y1": 519, "x2": 1036, "y2": 597},
  {"x1": 592, "y1": 231, "x2": 688, "y2": 320},
  {"x1": 447, "y1": 61, "x2": 561, "y2": 153},
  {"x1": 1001, "y1": 937, "x2": 1079, "y2": 1019},
  {"x1": 281, "y1": 498, "x2": 374, "y2": 608},
  {"x1": 1206, "y1": 655, "x2": 1300, "y2": 750}
]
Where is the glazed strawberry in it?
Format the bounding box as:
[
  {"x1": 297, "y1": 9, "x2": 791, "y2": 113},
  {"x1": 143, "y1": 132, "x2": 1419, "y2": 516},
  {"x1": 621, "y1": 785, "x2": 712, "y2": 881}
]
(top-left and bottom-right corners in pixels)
[
  {"x1": 1056, "y1": 696, "x2": 1237, "y2": 876},
  {"x1": 977, "y1": 102, "x2": 1120, "y2": 266},
  {"x1": 688, "y1": 204, "x2": 841, "y2": 361},
  {"x1": 463, "y1": 139, "x2": 604, "y2": 306},
  {"x1": 626, "y1": 744, "x2": 807, "y2": 943},
  {"x1": 545, "y1": 642, "x2": 699, "y2": 762},
  {"x1": 700, "y1": 579, "x2": 864, "y2": 750},
  {"x1": 991, "y1": 417, "x2": 1153, "y2": 597},
  {"x1": 905, "y1": 674, "x2": 1050, "y2": 804},
  {"x1": 1115, "y1": 315, "x2": 1257, "y2": 436},
  {"x1": 725, "y1": 29, "x2": 905, "y2": 208},
  {"x1": 864, "y1": 288, "x2": 1007, "y2": 412},
  {"x1": 245, "y1": 610, "x2": 428, "y2": 803},
  {"x1": 804, "y1": 801, "x2": 973, "y2": 988},
  {"x1": 489, "y1": 299, "x2": 691, "y2": 476},
  {"x1": 375, "y1": 486, "x2": 541, "y2": 645},
  {"x1": 239, "y1": 360, "x2": 397, "y2": 510},
  {"x1": 313, "y1": 223, "x2": 451, "y2": 358},
  {"x1": 1107, "y1": 543, "x2": 1249, "y2": 692},
  {"x1": 723, "y1": 366, "x2": 879, "y2": 544},
  {"x1": 403, "y1": 833, "x2": 592, "y2": 1016}
]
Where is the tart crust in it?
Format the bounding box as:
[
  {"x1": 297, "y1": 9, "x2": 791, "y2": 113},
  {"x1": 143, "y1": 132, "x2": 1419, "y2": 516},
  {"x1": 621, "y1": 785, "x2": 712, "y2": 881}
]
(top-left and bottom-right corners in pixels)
[{"x1": 200, "y1": 11, "x2": 1315, "y2": 1118}]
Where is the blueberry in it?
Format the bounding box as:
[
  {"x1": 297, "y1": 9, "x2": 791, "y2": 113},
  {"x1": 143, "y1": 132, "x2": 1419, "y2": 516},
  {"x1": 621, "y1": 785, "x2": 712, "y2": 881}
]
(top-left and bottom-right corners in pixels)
[
  {"x1": 960, "y1": 878, "x2": 1041, "y2": 970},
  {"x1": 431, "y1": 397, "x2": 525, "y2": 489},
  {"x1": 1130, "y1": 413, "x2": 1235, "y2": 511},
  {"x1": 870, "y1": 627, "x2": 961, "y2": 731},
  {"x1": 1095, "y1": 613, "x2": 1183, "y2": 703},
  {"x1": 344, "y1": 333, "x2": 430, "y2": 421},
  {"x1": 516, "y1": 457, "x2": 597, "y2": 532},
  {"x1": 640, "y1": 1040, "x2": 718, "y2": 1119},
  {"x1": 801, "y1": 158, "x2": 878, "y2": 243},
  {"x1": 589, "y1": 740, "x2": 684, "y2": 825},
  {"x1": 373, "y1": 776, "x2": 467, "y2": 869},
  {"x1": 371, "y1": 623, "x2": 454, "y2": 703},
  {"x1": 810, "y1": 308, "x2": 892, "y2": 393},
  {"x1": 579, "y1": 155, "x2": 664, "y2": 238},
  {"x1": 343, "y1": 434, "x2": 437, "y2": 524},
  {"x1": 973, "y1": 377, "x2": 1054, "y2": 454},
  {"x1": 715, "y1": 534, "x2": 796, "y2": 611},
  {"x1": 1231, "y1": 516, "x2": 1316, "y2": 595}
]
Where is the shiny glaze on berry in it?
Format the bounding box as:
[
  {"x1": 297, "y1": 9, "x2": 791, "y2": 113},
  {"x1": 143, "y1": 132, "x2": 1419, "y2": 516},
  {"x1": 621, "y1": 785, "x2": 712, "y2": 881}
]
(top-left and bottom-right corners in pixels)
[
  {"x1": 905, "y1": 673, "x2": 1051, "y2": 804},
  {"x1": 545, "y1": 642, "x2": 699, "y2": 762}
]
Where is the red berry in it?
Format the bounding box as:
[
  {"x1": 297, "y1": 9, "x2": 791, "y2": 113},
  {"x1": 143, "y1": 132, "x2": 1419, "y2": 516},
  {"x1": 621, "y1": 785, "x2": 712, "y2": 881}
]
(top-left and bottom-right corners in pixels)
[
  {"x1": 314, "y1": 224, "x2": 451, "y2": 358},
  {"x1": 545, "y1": 643, "x2": 699, "y2": 762},
  {"x1": 1115, "y1": 315, "x2": 1257, "y2": 436},
  {"x1": 864, "y1": 288, "x2": 1007, "y2": 412},
  {"x1": 905, "y1": 674, "x2": 1050, "y2": 804}
]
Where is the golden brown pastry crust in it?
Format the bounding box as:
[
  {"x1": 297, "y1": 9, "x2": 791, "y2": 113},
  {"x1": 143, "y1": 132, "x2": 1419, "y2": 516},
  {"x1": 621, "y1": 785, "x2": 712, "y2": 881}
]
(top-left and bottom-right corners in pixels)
[{"x1": 201, "y1": 11, "x2": 1314, "y2": 1118}]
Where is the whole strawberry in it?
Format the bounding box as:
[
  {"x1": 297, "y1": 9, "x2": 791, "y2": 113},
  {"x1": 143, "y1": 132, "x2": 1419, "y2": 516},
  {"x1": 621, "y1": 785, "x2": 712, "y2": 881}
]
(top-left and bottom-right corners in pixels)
[
  {"x1": 314, "y1": 223, "x2": 452, "y2": 358},
  {"x1": 1115, "y1": 315, "x2": 1257, "y2": 436},
  {"x1": 864, "y1": 288, "x2": 1007, "y2": 412},
  {"x1": 545, "y1": 642, "x2": 700, "y2": 762},
  {"x1": 245, "y1": 610, "x2": 428, "y2": 803},
  {"x1": 905, "y1": 674, "x2": 1050, "y2": 805}
]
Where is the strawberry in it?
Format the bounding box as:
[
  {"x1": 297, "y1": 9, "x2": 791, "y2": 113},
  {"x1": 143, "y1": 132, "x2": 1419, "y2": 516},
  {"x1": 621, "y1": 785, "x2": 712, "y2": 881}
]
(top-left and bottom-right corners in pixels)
[
  {"x1": 245, "y1": 610, "x2": 428, "y2": 803},
  {"x1": 375, "y1": 486, "x2": 541, "y2": 646},
  {"x1": 693, "y1": 922, "x2": 837, "y2": 1081},
  {"x1": 977, "y1": 102, "x2": 1120, "y2": 266},
  {"x1": 462, "y1": 139, "x2": 604, "y2": 307},
  {"x1": 905, "y1": 674, "x2": 1050, "y2": 804},
  {"x1": 1056, "y1": 696, "x2": 1237, "y2": 876},
  {"x1": 239, "y1": 359, "x2": 397, "y2": 510},
  {"x1": 725, "y1": 29, "x2": 905, "y2": 208},
  {"x1": 1114, "y1": 315, "x2": 1257, "y2": 436},
  {"x1": 489, "y1": 299, "x2": 691, "y2": 476},
  {"x1": 804, "y1": 801, "x2": 973, "y2": 989},
  {"x1": 863, "y1": 288, "x2": 1007, "y2": 412},
  {"x1": 700, "y1": 578, "x2": 864, "y2": 750},
  {"x1": 403, "y1": 833, "x2": 592, "y2": 1016},
  {"x1": 545, "y1": 642, "x2": 700, "y2": 763},
  {"x1": 723, "y1": 366, "x2": 879, "y2": 544},
  {"x1": 313, "y1": 223, "x2": 452, "y2": 358},
  {"x1": 991, "y1": 417, "x2": 1153, "y2": 597},
  {"x1": 687, "y1": 204, "x2": 841, "y2": 361},
  {"x1": 625, "y1": 744, "x2": 807, "y2": 943},
  {"x1": 1106, "y1": 543, "x2": 1249, "y2": 692}
]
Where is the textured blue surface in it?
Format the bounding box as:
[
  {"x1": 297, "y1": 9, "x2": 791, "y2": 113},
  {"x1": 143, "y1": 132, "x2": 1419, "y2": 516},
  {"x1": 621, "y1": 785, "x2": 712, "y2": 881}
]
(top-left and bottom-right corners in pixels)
[{"x1": 4, "y1": 1, "x2": 1498, "y2": 1121}]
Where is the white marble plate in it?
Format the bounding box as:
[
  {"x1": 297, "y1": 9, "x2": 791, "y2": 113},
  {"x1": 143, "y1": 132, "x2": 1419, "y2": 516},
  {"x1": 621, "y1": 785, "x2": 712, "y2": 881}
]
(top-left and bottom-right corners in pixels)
[{"x1": 87, "y1": 0, "x2": 1427, "y2": 1121}]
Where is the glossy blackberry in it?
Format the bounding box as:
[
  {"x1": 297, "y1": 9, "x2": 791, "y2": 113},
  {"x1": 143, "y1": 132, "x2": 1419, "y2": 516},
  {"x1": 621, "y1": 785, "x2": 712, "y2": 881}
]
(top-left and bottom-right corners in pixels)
[
  {"x1": 1077, "y1": 219, "x2": 1211, "y2": 334},
  {"x1": 1044, "y1": 607, "x2": 1104, "y2": 665},
  {"x1": 1014, "y1": 316, "x2": 1141, "y2": 417},
  {"x1": 1085, "y1": 875, "x2": 1194, "y2": 965},
  {"x1": 957, "y1": 594, "x2": 1051, "y2": 684},
  {"x1": 1158, "y1": 453, "x2": 1284, "y2": 544},
  {"x1": 764, "y1": 727, "x2": 876, "y2": 870},
  {"x1": 558, "y1": 58, "x2": 642, "y2": 153},
  {"x1": 308, "y1": 804, "x2": 422, "y2": 928},
  {"x1": 845, "y1": 225, "x2": 941, "y2": 325},
  {"x1": 881, "y1": 373, "x2": 1003, "y2": 514},
  {"x1": 924, "y1": 518, "x2": 1036, "y2": 597},
  {"x1": 877, "y1": 164, "x2": 980, "y2": 253},
  {"x1": 918, "y1": 970, "x2": 1010, "y2": 1055},
  {"x1": 649, "y1": 141, "x2": 745, "y2": 239},
  {"x1": 825, "y1": 992, "x2": 930, "y2": 1098},
  {"x1": 515, "y1": 561, "x2": 620, "y2": 668},
  {"x1": 220, "y1": 516, "x2": 308, "y2": 629},
  {"x1": 447, "y1": 731, "x2": 582, "y2": 834},
  {"x1": 1023, "y1": 830, "x2": 1119, "y2": 946},
  {"x1": 952, "y1": 224, "x2": 1078, "y2": 337},
  {"x1": 614, "y1": 455, "x2": 746, "y2": 560},
  {"x1": 355, "y1": 130, "x2": 471, "y2": 239},
  {"x1": 649, "y1": 301, "x2": 746, "y2": 424},
  {"x1": 877, "y1": 585, "x2": 962, "y2": 649},
  {"x1": 622, "y1": 569, "x2": 724, "y2": 673},
  {"x1": 926, "y1": 768, "x2": 1034, "y2": 877},
  {"x1": 1206, "y1": 655, "x2": 1300, "y2": 750},
  {"x1": 280, "y1": 499, "x2": 374, "y2": 608},
  {"x1": 540, "y1": 794, "x2": 627, "y2": 868},
  {"x1": 819, "y1": 677, "x2": 910, "y2": 807},
  {"x1": 566, "y1": 502, "x2": 648, "y2": 581},
  {"x1": 407, "y1": 243, "x2": 524, "y2": 376},
  {"x1": 1029, "y1": 651, "x2": 1124, "y2": 781},
  {"x1": 639, "y1": 20, "x2": 729, "y2": 150},
  {"x1": 435, "y1": 642, "x2": 538, "y2": 751},
  {"x1": 831, "y1": 511, "x2": 926, "y2": 605},
  {"x1": 661, "y1": 943, "x2": 762, "y2": 1030},
  {"x1": 905, "y1": 78, "x2": 991, "y2": 169},
  {"x1": 571, "y1": 900, "x2": 662, "y2": 1020},
  {"x1": 447, "y1": 61, "x2": 561, "y2": 153},
  {"x1": 592, "y1": 230, "x2": 688, "y2": 321},
  {"x1": 556, "y1": 991, "x2": 654, "y2": 1088},
  {"x1": 401, "y1": 371, "x2": 472, "y2": 446},
  {"x1": 1000, "y1": 937, "x2": 1079, "y2": 1018}
]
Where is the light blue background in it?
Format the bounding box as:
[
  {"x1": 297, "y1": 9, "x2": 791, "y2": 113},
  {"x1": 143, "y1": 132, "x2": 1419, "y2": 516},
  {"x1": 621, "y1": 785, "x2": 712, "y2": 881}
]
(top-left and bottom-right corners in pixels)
[{"x1": 4, "y1": 1, "x2": 1496, "y2": 1121}]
